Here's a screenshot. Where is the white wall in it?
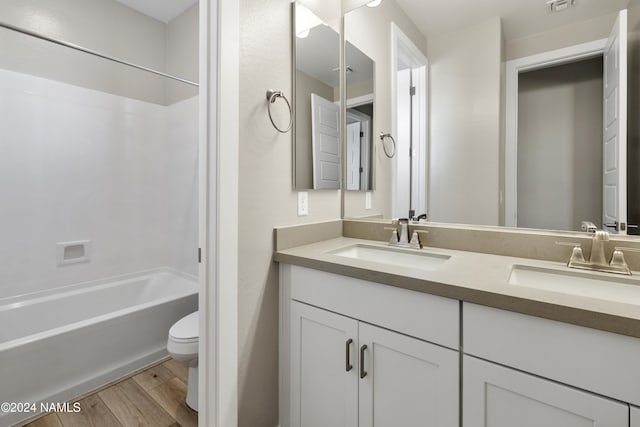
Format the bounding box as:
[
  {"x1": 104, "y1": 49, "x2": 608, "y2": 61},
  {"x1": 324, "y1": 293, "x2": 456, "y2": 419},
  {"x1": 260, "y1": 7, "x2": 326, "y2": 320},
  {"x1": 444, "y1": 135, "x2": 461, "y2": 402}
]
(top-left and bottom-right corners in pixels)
[
  {"x1": 428, "y1": 18, "x2": 502, "y2": 226},
  {"x1": 517, "y1": 58, "x2": 603, "y2": 231},
  {"x1": 238, "y1": 1, "x2": 341, "y2": 425},
  {"x1": 0, "y1": 70, "x2": 198, "y2": 298}
]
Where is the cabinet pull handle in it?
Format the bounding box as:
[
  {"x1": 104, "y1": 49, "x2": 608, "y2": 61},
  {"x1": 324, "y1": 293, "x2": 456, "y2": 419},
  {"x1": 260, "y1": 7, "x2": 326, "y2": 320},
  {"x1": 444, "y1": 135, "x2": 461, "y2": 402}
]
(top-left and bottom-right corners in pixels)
[
  {"x1": 359, "y1": 345, "x2": 368, "y2": 379},
  {"x1": 345, "y1": 339, "x2": 353, "y2": 372}
]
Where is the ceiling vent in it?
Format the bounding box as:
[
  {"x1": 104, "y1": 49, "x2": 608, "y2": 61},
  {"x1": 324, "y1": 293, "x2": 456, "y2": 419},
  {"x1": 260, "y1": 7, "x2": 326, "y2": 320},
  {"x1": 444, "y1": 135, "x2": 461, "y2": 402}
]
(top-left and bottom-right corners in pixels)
[{"x1": 546, "y1": 0, "x2": 576, "y2": 13}]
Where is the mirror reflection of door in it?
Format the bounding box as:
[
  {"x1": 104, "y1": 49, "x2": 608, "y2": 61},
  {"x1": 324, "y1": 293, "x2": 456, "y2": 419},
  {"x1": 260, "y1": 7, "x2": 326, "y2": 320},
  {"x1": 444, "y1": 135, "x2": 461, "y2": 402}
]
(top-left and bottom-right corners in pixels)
[
  {"x1": 346, "y1": 108, "x2": 372, "y2": 191},
  {"x1": 392, "y1": 24, "x2": 428, "y2": 219},
  {"x1": 311, "y1": 93, "x2": 341, "y2": 189},
  {"x1": 345, "y1": 41, "x2": 375, "y2": 192},
  {"x1": 509, "y1": 9, "x2": 627, "y2": 233}
]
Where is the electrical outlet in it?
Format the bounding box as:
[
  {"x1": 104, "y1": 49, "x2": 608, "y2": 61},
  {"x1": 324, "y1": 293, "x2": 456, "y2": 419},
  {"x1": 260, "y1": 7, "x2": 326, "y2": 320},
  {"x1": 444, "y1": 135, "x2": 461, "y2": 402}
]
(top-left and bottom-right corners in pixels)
[
  {"x1": 298, "y1": 191, "x2": 309, "y2": 216},
  {"x1": 365, "y1": 191, "x2": 372, "y2": 210}
]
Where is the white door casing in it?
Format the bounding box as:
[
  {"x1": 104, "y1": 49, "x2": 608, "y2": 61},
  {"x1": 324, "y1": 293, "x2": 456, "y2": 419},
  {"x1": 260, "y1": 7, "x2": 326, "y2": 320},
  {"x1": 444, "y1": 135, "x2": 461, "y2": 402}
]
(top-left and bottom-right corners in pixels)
[
  {"x1": 504, "y1": 38, "x2": 607, "y2": 227},
  {"x1": 391, "y1": 23, "x2": 428, "y2": 219},
  {"x1": 603, "y1": 9, "x2": 628, "y2": 233},
  {"x1": 345, "y1": 98, "x2": 373, "y2": 192},
  {"x1": 311, "y1": 93, "x2": 340, "y2": 189},
  {"x1": 346, "y1": 122, "x2": 361, "y2": 190}
]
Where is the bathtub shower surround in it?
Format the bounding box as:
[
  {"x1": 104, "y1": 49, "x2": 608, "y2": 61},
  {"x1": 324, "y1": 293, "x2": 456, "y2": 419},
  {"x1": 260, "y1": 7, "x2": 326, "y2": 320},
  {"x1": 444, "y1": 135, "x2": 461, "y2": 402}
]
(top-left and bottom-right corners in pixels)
[
  {"x1": 0, "y1": 33, "x2": 199, "y2": 427},
  {"x1": 0, "y1": 68, "x2": 199, "y2": 298},
  {"x1": 0, "y1": 269, "x2": 197, "y2": 427}
]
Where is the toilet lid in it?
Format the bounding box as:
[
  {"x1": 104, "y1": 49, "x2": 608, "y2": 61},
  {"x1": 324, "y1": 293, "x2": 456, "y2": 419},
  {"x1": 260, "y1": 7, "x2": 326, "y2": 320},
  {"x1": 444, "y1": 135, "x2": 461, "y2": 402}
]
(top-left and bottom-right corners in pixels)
[{"x1": 169, "y1": 311, "x2": 199, "y2": 341}]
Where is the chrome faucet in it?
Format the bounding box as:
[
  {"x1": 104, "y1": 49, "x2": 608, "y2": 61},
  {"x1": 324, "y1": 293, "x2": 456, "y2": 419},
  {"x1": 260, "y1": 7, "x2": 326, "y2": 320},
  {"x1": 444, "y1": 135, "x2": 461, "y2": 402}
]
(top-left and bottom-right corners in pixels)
[
  {"x1": 385, "y1": 219, "x2": 428, "y2": 249},
  {"x1": 560, "y1": 230, "x2": 631, "y2": 275},
  {"x1": 588, "y1": 230, "x2": 608, "y2": 265}
]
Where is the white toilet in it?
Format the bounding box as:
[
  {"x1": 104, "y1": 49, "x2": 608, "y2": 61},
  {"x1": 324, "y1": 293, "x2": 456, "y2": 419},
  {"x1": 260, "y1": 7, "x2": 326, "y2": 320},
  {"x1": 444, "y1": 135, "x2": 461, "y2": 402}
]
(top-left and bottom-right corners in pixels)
[{"x1": 167, "y1": 311, "x2": 199, "y2": 411}]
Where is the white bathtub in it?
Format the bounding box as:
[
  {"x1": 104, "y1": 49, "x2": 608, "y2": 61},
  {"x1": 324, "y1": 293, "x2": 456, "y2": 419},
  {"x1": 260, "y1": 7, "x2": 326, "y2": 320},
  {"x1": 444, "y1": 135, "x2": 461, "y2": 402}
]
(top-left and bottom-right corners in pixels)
[{"x1": 0, "y1": 268, "x2": 198, "y2": 426}]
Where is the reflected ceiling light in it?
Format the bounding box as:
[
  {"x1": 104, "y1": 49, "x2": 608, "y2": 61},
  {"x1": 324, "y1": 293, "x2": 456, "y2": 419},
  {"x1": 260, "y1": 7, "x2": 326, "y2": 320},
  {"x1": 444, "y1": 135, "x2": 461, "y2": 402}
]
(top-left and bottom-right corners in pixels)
[
  {"x1": 366, "y1": 0, "x2": 382, "y2": 7},
  {"x1": 296, "y1": 5, "x2": 324, "y2": 38}
]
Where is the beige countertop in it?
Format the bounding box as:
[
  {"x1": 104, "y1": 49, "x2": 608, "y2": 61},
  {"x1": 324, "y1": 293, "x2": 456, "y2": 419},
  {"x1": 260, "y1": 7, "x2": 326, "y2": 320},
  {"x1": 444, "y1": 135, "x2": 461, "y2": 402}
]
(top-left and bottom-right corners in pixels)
[{"x1": 274, "y1": 237, "x2": 640, "y2": 339}]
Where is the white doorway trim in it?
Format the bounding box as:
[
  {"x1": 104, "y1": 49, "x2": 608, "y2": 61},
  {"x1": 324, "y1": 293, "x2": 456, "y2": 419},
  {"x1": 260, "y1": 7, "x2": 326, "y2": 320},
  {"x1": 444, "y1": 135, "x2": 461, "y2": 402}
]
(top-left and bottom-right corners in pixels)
[
  {"x1": 346, "y1": 93, "x2": 374, "y2": 108},
  {"x1": 199, "y1": 0, "x2": 239, "y2": 426},
  {"x1": 391, "y1": 22, "x2": 428, "y2": 219},
  {"x1": 504, "y1": 38, "x2": 607, "y2": 227}
]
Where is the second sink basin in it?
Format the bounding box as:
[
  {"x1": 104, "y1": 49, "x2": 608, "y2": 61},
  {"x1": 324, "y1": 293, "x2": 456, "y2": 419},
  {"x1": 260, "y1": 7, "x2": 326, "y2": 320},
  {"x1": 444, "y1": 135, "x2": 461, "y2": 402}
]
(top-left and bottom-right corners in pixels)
[
  {"x1": 509, "y1": 264, "x2": 640, "y2": 304},
  {"x1": 329, "y1": 244, "x2": 450, "y2": 271}
]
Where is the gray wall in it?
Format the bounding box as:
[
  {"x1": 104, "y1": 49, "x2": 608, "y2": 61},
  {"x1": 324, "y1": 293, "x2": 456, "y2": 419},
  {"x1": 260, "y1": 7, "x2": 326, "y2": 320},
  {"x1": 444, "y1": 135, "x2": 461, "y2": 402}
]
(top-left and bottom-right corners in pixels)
[
  {"x1": 517, "y1": 58, "x2": 603, "y2": 231},
  {"x1": 238, "y1": 0, "x2": 341, "y2": 425},
  {"x1": 428, "y1": 18, "x2": 502, "y2": 226},
  {"x1": 0, "y1": 0, "x2": 198, "y2": 105},
  {"x1": 166, "y1": 4, "x2": 200, "y2": 104},
  {"x1": 505, "y1": 13, "x2": 618, "y2": 60}
]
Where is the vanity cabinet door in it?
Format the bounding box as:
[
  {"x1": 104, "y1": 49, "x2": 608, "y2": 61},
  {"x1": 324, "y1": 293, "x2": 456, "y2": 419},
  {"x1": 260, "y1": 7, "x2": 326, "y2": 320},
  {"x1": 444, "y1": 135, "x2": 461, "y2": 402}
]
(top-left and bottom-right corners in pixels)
[
  {"x1": 358, "y1": 323, "x2": 459, "y2": 427},
  {"x1": 290, "y1": 302, "x2": 359, "y2": 427},
  {"x1": 632, "y1": 406, "x2": 640, "y2": 427},
  {"x1": 463, "y1": 356, "x2": 629, "y2": 427}
]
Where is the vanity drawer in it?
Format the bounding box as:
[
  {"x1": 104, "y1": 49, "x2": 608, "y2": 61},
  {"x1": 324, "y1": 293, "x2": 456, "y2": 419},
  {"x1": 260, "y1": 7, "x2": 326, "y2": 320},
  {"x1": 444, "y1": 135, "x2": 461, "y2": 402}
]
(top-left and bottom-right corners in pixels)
[
  {"x1": 284, "y1": 264, "x2": 459, "y2": 349},
  {"x1": 463, "y1": 302, "x2": 640, "y2": 406}
]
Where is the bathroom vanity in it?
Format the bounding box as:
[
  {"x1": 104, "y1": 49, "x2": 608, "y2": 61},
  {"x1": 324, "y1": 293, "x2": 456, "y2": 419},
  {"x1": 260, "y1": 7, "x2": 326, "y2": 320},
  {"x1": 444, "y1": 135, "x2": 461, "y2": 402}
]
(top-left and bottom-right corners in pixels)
[{"x1": 275, "y1": 222, "x2": 640, "y2": 427}]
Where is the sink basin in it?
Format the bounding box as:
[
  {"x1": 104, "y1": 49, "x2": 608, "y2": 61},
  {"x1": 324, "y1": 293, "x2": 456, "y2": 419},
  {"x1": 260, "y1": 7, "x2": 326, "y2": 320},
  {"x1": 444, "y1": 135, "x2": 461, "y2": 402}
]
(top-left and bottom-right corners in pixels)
[
  {"x1": 508, "y1": 264, "x2": 640, "y2": 304},
  {"x1": 329, "y1": 244, "x2": 450, "y2": 271}
]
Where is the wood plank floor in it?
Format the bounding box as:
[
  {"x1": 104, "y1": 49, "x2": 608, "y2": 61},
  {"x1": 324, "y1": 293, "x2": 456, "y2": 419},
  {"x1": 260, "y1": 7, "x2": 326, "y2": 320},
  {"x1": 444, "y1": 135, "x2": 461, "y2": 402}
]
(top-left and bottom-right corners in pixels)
[{"x1": 22, "y1": 360, "x2": 197, "y2": 427}]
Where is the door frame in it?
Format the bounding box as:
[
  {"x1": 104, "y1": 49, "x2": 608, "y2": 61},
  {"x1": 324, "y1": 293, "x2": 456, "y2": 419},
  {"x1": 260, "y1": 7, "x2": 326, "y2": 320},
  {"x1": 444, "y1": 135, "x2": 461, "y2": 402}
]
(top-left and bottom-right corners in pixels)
[
  {"x1": 391, "y1": 23, "x2": 428, "y2": 219},
  {"x1": 346, "y1": 108, "x2": 372, "y2": 190},
  {"x1": 504, "y1": 38, "x2": 607, "y2": 227},
  {"x1": 200, "y1": 0, "x2": 239, "y2": 426}
]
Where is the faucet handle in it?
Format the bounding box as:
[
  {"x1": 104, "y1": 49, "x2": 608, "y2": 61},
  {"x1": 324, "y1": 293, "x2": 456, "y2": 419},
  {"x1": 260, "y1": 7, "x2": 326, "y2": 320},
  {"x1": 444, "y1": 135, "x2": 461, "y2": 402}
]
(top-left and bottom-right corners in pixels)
[
  {"x1": 611, "y1": 246, "x2": 640, "y2": 266},
  {"x1": 555, "y1": 241, "x2": 586, "y2": 265},
  {"x1": 384, "y1": 227, "x2": 399, "y2": 244},
  {"x1": 608, "y1": 246, "x2": 637, "y2": 274}
]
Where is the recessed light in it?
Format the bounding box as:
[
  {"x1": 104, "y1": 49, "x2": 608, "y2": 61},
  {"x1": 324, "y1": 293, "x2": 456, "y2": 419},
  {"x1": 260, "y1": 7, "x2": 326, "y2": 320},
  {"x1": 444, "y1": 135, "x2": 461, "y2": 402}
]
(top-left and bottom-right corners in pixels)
[{"x1": 366, "y1": 0, "x2": 382, "y2": 8}]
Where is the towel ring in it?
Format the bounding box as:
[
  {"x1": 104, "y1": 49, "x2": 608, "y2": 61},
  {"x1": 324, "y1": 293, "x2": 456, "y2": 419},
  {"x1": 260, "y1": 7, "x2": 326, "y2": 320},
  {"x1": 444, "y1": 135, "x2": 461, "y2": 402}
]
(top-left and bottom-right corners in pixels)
[
  {"x1": 379, "y1": 132, "x2": 396, "y2": 158},
  {"x1": 266, "y1": 89, "x2": 292, "y2": 133}
]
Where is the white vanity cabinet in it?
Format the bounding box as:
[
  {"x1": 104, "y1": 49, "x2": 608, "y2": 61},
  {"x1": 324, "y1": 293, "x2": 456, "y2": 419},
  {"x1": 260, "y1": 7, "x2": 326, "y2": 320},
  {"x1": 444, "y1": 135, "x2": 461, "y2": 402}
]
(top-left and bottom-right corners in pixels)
[
  {"x1": 358, "y1": 321, "x2": 458, "y2": 427},
  {"x1": 632, "y1": 406, "x2": 640, "y2": 427},
  {"x1": 281, "y1": 265, "x2": 460, "y2": 427},
  {"x1": 463, "y1": 356, "x2": 628, "y2": 427},
  {"x1": 290, "y1": 302, "x2": 359, "y2": 427},
  {"x1": 463, "y1": 302, "x2": 640, "y2": 427}
]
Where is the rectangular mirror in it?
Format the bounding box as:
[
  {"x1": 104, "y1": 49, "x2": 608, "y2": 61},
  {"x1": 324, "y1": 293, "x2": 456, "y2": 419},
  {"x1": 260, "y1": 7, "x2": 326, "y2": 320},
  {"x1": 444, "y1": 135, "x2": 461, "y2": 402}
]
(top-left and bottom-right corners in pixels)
[
  {"x1": 343, "y1": 0, "x2": 640, "y2": 235},
  {"x1": 293, "y1": 2, "x2": 341, "y2": 190}
]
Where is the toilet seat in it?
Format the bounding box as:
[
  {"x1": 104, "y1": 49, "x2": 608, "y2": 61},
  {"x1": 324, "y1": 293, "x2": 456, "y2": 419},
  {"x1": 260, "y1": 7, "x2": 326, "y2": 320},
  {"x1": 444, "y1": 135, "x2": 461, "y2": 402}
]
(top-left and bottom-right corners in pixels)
[{"x1": 169, "y1": 311, "x2": 198, "y2": 343}]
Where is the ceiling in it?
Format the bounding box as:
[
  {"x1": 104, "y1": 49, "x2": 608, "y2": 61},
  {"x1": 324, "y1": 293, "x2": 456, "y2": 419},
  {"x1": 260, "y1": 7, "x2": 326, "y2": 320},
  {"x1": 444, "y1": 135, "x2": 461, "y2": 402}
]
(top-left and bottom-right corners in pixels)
[
  {"x1": 114, "y1": 0, "x2": 197, "y2": 23},
  {"x1": 395, "y1": 0, "x2": 630, "y2": 40},
  {"x1": 296, "y1": 25, "x2": 374, "y2": 88}
]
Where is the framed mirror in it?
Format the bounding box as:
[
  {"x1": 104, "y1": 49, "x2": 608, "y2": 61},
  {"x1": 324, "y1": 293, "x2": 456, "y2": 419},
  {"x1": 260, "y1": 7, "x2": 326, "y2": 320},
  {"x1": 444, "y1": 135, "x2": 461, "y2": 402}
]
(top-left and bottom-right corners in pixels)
[
  {"x1": 343, "y1": 0, "x2": 640, "y2": 235},
  {"x1": 293, "y1": 2, "x2": 341, "y2": 190}
]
